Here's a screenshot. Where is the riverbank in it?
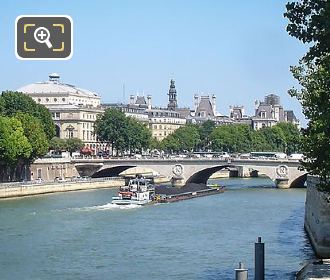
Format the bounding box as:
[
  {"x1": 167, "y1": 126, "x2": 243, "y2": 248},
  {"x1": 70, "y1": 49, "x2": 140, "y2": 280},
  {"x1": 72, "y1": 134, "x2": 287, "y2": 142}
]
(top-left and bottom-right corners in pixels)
[
  {"x1": 296, "y1": 259, "x2": 330, "y2": 279},
  {"x1": 0, "y1": 178, "x2": 124, "y2": 199},
  {"x1": 296, "y1": 176, "x2": 330, "y2": 279}
]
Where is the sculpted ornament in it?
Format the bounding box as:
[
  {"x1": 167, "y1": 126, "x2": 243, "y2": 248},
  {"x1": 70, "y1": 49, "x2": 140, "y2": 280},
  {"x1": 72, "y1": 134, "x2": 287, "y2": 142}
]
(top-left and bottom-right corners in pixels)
[{"x1": 172, "y1": 164, "x2": 184, "y2": 176}]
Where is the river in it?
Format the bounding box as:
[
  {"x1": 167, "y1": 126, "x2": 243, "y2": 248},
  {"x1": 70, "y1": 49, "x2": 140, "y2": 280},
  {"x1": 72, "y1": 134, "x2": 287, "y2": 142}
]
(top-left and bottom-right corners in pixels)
[{"x1": 0, "y1": 178, "x2": 313, "y2": 279}]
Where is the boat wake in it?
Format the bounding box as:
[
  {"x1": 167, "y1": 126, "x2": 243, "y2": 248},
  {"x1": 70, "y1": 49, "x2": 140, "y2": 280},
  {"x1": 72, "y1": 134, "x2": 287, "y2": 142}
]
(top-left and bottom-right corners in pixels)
[{"x1": 73, "y1": 203, "x2": 142, "y2": 211}]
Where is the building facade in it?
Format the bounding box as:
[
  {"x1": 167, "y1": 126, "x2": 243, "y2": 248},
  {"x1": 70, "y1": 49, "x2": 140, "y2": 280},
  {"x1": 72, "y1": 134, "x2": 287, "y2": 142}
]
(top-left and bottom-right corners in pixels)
[
  {"x1": 17, "y1": 73, "x2": 103, "y2": 151},
  {"x1": 252, "y1": 94, "x2": 300, "y2": 130}
]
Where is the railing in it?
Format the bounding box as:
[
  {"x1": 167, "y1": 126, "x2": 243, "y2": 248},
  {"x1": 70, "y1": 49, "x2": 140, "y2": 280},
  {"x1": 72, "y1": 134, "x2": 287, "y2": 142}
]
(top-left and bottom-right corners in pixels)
[
  {"x1": 0, "y1": 177, "x2": 123, "y2": 189},
  {"x1": 72, "y1": 157, "x2": 301, "y2": 163}
]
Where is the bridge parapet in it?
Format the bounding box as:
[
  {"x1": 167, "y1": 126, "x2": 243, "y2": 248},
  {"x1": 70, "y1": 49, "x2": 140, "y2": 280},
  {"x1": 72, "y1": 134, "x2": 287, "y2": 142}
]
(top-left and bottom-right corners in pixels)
[{"x1": 72, "y1": 158, "x2": 306, "y2": 188}]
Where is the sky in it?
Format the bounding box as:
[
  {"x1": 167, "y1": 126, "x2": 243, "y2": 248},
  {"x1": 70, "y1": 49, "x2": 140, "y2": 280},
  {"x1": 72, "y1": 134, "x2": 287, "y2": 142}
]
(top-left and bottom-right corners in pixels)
[{"x1": 0, "y1": 0, "x2": 308, "y2": 126}]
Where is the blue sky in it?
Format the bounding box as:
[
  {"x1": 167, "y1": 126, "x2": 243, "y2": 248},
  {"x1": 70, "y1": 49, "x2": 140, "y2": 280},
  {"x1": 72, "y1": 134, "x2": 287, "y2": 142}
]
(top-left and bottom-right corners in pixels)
[{"x1": 0, "y1": 0, "x2": 307, "y2": 125}]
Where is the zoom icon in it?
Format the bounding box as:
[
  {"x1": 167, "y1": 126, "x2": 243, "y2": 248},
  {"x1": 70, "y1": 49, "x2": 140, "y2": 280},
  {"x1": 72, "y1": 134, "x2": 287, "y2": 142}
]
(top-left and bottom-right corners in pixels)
[{"x1": 16, "y1": 15, "x2": 73, "y2": 60}]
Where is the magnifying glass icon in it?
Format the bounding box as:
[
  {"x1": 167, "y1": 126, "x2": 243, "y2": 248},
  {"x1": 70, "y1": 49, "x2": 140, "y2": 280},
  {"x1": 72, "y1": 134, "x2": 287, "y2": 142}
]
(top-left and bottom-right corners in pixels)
[{"x1": 34, "y1": 27, "x2": 53, "y2": 49}]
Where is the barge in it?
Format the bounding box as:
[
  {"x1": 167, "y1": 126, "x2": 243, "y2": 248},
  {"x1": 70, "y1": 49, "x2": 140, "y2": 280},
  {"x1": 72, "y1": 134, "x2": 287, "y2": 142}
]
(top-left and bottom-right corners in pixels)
[
  {"x1": 155, "y1": 186, "x2": 224, "y2": 203},
  {"x1": 112, "y1": 175, "x2": 225, "y2": 205}
]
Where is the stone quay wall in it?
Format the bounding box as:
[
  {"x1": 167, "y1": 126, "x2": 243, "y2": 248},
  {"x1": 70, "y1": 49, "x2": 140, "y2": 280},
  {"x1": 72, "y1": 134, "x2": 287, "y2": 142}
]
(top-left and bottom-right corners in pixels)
[
  {"x1": 0, "y1": 178, "x2": 124, "y2": 199},
  {"x1": 30, "y1": 158, "x2": 80, "y2": 181},
  {"x1": 305, "y1": 176, "x2": 330, "y2": 258}
]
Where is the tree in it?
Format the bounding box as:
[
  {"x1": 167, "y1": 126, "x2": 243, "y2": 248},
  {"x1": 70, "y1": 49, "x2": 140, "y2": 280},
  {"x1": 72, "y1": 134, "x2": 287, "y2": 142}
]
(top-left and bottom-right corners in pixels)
[
  {"x1": 198, "y1": 120, "x2": 216, "y2": 151},
  {"x1": 66, "y1": 138, "x2": 84, "y2": 155},
  {"x1": 149, "y1": 137, "x2": 161, "y2": 150},
  {"x1": 276, "y1": 122, "x2": 302, "y2": 154},
  {"x1": 259, "y1": 126, "x2": 287, "y2": 152},
  {"x1": 121, "y1": 118, "x2": 151, "y2": 154},
  {"x1": 0, "y1": 116, "x2": 32, "y2": 182},
  {"x1": 161, "y1": 134, "x2": 180, "y2": 153},
  {"x1": 210, "y1": 124, "x2": 256, "y2": 153},
  {"x1": 0, "y1": 91, "x2": 55, "y2": 140},
  {"x1": 285, "y1": 0, "x2": 330, "y2": 189},
  {"x1": 94, "y1": 108, "x2": 152, "y2": 155},
  {"x1": 49, "y1": 137, "x2": 67, "y2": 154},
  {"x1": 94, "y1": 108, "x2": 127, "y2": 156},
  {"x1": 285, "y1": 0, "x2": 329, "y2": 62},
  {"x1": 161, "y1": 125, "x2": 200, "y2": 153},
  {"x1": 15, "y1": 112, "x2": 49, "y2": 160}
]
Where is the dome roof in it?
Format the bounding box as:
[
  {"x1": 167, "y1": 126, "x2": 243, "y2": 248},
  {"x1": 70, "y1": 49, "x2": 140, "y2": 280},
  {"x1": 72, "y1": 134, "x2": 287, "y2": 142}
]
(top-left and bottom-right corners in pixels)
[{"x1": 17, "y1": 74, "x2": 100, "y2": 98}]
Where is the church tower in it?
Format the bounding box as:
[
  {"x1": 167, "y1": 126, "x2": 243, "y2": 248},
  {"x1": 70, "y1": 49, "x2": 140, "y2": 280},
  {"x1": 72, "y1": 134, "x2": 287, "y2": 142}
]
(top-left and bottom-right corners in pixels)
[{"x1": 167, "y1": 79, "x2": 178, "y2": 110}]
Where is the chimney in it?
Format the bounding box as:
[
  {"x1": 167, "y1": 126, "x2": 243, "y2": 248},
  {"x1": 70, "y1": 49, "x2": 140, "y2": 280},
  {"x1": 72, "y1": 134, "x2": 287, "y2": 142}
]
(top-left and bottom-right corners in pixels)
[
  {"x1": 194, "y1": 94, "x2": 199, "y2": 111},
  {"x1": 130, "y1": 95, "x2": 135, "y2": 105},
  {"x1": 212, "y1": 94, "x2": 216, "y2": 115},
  {"x1": 147, "y1": 95, "x2": 152, "y2": 110}
]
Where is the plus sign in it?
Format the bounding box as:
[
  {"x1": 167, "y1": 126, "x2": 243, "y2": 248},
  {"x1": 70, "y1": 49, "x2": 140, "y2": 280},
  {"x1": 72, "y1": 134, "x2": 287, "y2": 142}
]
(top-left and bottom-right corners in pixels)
[{"x1": 37, "y1": 30, "x2": 47, "y2": 40}]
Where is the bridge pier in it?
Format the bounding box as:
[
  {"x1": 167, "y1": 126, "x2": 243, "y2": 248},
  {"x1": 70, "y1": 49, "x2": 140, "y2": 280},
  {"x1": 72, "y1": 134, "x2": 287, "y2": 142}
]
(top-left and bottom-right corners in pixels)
[
  {"x1": 171, "y1": 176, "x2": 186, "y2": 187},
  {"x1": 275, "y1": 178, "x2": 289, "y2": 189}
]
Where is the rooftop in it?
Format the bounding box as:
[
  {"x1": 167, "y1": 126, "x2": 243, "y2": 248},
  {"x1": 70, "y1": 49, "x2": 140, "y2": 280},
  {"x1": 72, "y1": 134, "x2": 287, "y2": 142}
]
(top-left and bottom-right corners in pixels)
[{"x1": 17, "y1": 74, "x2": 100, "y2": 99}]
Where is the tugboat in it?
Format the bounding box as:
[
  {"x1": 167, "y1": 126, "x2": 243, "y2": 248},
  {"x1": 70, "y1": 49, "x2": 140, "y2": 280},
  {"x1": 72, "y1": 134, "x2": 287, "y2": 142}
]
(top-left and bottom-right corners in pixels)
[{"x1": 111, "y1": 175, "x2": 155, "y2": 206}]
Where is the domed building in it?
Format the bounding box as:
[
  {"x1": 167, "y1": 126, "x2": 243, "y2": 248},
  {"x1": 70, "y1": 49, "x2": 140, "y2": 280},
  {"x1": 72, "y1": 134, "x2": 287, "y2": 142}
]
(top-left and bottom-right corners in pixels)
[{"x1": 17, "y1": 73, "x2": 104, "y2": 152}]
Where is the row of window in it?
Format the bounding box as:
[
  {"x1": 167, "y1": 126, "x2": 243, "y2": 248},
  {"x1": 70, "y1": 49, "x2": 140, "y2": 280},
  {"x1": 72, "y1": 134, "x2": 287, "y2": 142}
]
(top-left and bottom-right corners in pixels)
[
  {"x1": 82, "y1": 130, "x2": 95, "y2": 141},
  {"x1": 82, "y1": 122, "x2": 94, "y2": 129},
  {"x1": 153, "y1": 131, "x2": 168, "y2": 137},
  {"x1": 152, "y1": 124, "x2": 179, "y2": 130},
  {"x1": 150, "y1": 118, "x2": 185, "y2": 124},
  {"x1": 83, "y1": 113, "x2": 96, "y2": 120},
  {"x1": 36, "y1": 97, "x2": 99, "y2": 106},
  {"x1": 150, "y1": 112, "x2": 179, "y2": 117},
  {"x1": 38, "y1": 97, "x2": 66, "y2": 103}
]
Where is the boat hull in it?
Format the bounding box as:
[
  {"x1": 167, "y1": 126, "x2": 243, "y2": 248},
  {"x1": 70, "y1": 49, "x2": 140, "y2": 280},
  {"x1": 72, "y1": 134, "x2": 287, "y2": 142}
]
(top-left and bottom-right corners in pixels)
[
  {"x1": 111, "y1": 198, "x2": 151, "y2": 206},
  {"x1": 156, "y1": 187, "x2": 224, "y2": 203}
]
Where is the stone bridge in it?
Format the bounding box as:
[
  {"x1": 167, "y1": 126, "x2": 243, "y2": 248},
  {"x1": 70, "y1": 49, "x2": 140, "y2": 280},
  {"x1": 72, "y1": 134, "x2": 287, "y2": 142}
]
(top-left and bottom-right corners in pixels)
[{"x1": 73, "y1": 158, "x2": 307, "y2": 188}]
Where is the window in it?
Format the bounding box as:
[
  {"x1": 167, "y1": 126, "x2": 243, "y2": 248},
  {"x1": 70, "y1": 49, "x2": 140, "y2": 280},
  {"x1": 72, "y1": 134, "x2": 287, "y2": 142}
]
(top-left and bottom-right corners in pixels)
[
  {"x1": 37, "y1": 168, "x2": 42, "y2": 179},
  {"x1": 62, "y1": 98, "x2": 65, "y2": 102},
  {"x1": 260, "y1": 111, "x2": 266, "y2": 118},
  {"x1": 38, "y1": 98, "x2": 41, "y2": 102},
  {"x1": 66, "y1": 125, "x2": 74, "y2": 139},
  {"x1": 46, "y1": 98, "x2": 49, "y2": 102},
  {"x1": 54, "y1": 98, "x2": 57, "y2": 102}
]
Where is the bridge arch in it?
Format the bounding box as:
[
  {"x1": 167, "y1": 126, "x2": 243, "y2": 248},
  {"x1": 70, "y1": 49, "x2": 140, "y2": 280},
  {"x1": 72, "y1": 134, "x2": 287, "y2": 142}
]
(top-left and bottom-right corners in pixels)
[
  {"x1": 91, "y1": 165, "x2": 136, "y2": 178},
  {"x1": 289, "y1": 173, "x2": 308, "y2": 188},
  {"x1": 185, "y1": 164, "x2": 307, "y2": 188},
  {"x1": 186, "y1": 165, "x2": 239, "y2": 185}
]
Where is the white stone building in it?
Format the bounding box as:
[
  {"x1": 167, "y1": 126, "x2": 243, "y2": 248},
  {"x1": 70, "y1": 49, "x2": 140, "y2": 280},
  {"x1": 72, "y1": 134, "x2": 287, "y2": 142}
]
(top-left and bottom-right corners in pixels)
[{"x1": 17, "y1": 73, "x2": 104, "y2": 151}]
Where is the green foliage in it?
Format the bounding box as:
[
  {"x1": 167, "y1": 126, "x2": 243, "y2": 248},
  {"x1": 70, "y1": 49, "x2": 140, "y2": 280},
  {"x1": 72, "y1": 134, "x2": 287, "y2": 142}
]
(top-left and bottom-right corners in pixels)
[
  {"x1": 49, "y1": 137, "x2": 67, "y2": 153},
  {"x1": 261, "y1": 126, "x2": 287, "y2": 152},
  {"x1": 285, "y1": 0, "x2": 329, "y2": 62},
  {"x1": 289, "y1": 56, "x2": 330, "y2": 186},
  {"x1": 0, "y1": 91, "x2": 55, "y2": 140},
  {"x1": 94, "y1": 108, "x2": 152, "y2": 155},
  {"x1": 161, "y1": 135, "x2": 180, "y2": 153},
  {"x1": 161, "y1": 124, "x2": 200, "y2": 153},
  {"x1": 276, "y1": 122, "x2": 302, "y2": 154},
  {"x1": 210, "y1": 124, "x2": 257, "y2": 153},
  {"x1": 209, "y1": 124, "x2": 301, "y2": 153},
  {"x1": 198, "y1": 120, "x2": 216, "y2": 150},
  {"x1": 66, "y1": 138, "x2": 84, "y2": 154},
  {"x1": 0, "y1": 116, "x2": 31, "y2": 165},
  {"x1": 160, "y1": 122, "x2": 301, "y2": 154},
  {"x1": 15, "y1": 113, "x2": 49, "y2": 161},
  {"x1": 285, "y1": 0, "x2": 330, "y2": 189},
  {"x1": 149, "y1": 137, "x2": 161, "y2": 150}
]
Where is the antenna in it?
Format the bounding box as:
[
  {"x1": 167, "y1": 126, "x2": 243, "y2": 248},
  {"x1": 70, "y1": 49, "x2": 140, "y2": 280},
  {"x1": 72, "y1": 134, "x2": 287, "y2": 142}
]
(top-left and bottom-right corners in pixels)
[{"x1": 122, "y1": 83, "x2": 126, "y2": 103}]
